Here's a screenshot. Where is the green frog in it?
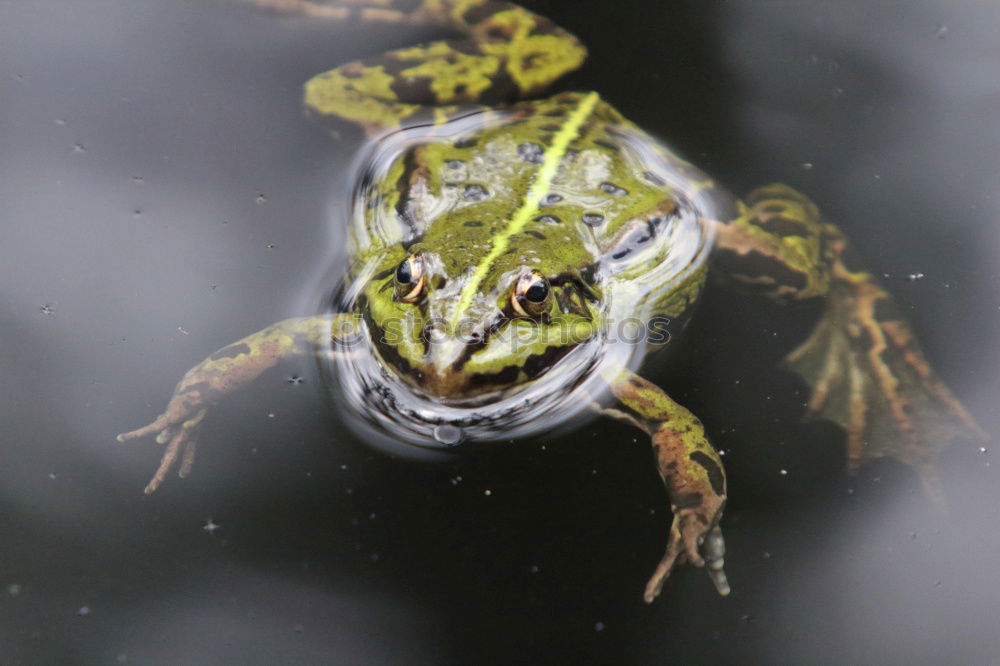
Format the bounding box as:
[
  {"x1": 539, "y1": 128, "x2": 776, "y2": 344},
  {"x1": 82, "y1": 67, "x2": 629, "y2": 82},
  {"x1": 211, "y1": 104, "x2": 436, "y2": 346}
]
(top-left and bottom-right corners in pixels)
[{"x1": 118, "y1": 0, "x2": 984, "y2": 602}]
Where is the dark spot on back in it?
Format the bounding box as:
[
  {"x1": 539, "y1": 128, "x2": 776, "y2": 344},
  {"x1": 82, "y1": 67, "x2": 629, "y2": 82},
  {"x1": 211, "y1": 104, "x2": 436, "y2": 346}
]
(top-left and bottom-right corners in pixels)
[
  {"x1": 540, "y1": 124, "x2": 562, "y2": 132},
  {"x1": 462, "y1": 184, "x2": 489, "y2": 202},
  {"x1": 541, "y1": 193, "x2": 563, "y2": 206},
  {"x1": 582, "y1": 213, "x2": 604, "y2": 227},
  {"x1": 464, "y1": 220, "x2": 484, "y2": 227},
  {"x1": 535, "y1": 215, "x2": 560, "y2": 224},
  {"x1": 454, "y1": 137, "x2": 478, "y2": 149},
  {"x1": 525, "y1": 230, "x2": 546, "y2": 240},
  {"x1": 517, "y1": 142, "x2": 544, "y2": 164},
  {"x1": 600, "y1": 182, "x2": 629, "y2": 196},
  {"x1": 593, "y1": 139, "x2": 619, "y2": 152}
]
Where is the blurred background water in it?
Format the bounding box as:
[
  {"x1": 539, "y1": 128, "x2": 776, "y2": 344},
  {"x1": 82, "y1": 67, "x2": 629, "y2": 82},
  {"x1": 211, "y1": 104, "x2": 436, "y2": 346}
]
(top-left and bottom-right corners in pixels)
[{"x1": 1, "y1": 1, "x2": 997, "y2": 663}]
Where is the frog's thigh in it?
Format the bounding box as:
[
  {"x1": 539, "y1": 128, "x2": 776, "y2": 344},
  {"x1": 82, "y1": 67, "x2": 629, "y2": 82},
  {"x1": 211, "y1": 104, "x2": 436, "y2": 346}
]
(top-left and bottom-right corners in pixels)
[
  {"x1": 298, "y1": 2, "x2": 585, "y2": 134},
  {"x1": 710, "y1": 183, "x2": 834, "y2": 301}
]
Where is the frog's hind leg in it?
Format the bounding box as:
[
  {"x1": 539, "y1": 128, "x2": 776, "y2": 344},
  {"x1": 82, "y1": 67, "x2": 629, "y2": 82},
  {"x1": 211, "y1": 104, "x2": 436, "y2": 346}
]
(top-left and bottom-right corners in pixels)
[
  {"x1": 712, "y1": 184, "x2": 985, "y2": 504},
  {"x1": 246, "y1": 0, "x2": 586, "y2": 135}
]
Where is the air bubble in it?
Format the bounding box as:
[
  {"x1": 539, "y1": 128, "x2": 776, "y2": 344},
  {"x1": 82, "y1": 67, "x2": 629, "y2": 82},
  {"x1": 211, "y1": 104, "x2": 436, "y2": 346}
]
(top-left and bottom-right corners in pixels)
[{"x1": 433, "y1": 424, "x2": 463, "y2": 445}]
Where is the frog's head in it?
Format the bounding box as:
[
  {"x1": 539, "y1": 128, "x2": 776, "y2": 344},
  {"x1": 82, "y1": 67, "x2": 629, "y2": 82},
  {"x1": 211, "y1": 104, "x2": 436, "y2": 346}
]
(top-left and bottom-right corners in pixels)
[{"x1": 361, "y1": 242, "x2": 601, "y2": 400}]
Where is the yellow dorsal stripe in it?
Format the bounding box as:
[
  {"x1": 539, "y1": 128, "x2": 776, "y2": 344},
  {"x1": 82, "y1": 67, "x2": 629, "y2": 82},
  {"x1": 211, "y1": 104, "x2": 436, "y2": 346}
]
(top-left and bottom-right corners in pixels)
[{"x1": 451, "y1": 91, "x2": 600, "y2": 328}]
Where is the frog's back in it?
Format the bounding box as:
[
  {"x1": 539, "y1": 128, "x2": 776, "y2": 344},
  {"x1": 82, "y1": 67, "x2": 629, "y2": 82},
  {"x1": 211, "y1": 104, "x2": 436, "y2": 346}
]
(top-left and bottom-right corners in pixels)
[{"x1": 351, "y1": 92, "x2": 717, "y2": 325}]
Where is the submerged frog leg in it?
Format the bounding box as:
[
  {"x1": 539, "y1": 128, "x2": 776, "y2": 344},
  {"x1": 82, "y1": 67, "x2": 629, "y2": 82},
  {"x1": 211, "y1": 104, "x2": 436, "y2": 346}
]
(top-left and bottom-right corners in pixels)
[
  {"x1": 118, "y1": 314, "x2": 361, "y2": 493},
  {"x1": 711, "y1": 183, "x2": 985, "y2": 503},
  {"x1": 602, "y1": 370, "x2": 729, "y2": 601},
  {"x1": 246, "y1": 0, "x2": 586, "y2": 135}
]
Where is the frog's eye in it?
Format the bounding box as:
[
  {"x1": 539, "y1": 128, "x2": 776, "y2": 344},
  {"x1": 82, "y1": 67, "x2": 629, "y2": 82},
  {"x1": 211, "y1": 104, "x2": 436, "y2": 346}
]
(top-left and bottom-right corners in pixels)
[
  {"x1": 394, "y1": 254, "x2": 426, "y2": 303},
  {"x1": 511, "y1": 270, "x2": 551, "y2": 318}
]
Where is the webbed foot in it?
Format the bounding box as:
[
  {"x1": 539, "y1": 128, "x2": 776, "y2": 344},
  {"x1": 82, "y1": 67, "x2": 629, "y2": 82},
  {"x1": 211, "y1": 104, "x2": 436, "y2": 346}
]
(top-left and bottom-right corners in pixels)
[{"x1": 785, "y1": 270, "x2": 986, "y2": 503}]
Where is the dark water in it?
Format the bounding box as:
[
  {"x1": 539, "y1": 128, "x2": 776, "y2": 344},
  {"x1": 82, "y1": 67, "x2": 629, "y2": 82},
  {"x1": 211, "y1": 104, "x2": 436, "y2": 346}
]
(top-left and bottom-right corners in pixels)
[{"x1": 2, "y1": 1, "x2": 998, "y2": 663}]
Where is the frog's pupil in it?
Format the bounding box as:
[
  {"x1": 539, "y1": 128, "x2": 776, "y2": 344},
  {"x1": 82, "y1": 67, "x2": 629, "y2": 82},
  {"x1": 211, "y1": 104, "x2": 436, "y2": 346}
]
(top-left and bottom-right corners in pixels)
[
  {"x1": 396, "y1": 260, "x2": 412, "y2": 284},
  {"x1": 525, "y1": 280, "x2": 548, "y2": 303}
]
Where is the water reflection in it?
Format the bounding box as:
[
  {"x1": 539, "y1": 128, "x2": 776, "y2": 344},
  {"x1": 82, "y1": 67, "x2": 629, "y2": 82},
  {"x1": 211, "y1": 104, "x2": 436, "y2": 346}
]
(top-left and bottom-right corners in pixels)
[{"x1": 319, "y1": 106, "x2": 714, "y2": 453}]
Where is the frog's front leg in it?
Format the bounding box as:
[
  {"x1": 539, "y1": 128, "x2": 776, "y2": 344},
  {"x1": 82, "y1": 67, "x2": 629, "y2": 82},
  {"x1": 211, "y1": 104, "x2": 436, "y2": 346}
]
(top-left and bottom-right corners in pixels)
[
  {"x1": 602, "y1": 370, "x2": 729, "y2": 601},
  {"x1": 118, "y1": 314, "x2": 360, "y2": 493},
  {"x1": 711, "y1": 184, "x2": 985, "y2": 504}
]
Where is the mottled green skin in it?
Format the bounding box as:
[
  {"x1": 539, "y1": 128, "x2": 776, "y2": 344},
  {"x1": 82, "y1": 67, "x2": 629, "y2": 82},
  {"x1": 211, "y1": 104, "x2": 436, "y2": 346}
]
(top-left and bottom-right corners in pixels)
[
  {"x1": 353, "y1": 92, "x2": 706, "y2": 397},
  {"x1": 119, "y1": 0, "x2": 984, "y2": 604}
]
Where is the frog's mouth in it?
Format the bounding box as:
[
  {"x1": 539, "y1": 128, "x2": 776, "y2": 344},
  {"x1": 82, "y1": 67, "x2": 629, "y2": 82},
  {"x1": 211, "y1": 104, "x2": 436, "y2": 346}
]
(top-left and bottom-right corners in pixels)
[
  {"x1": 365, "y1": 315, "x2": 584, "y2": 403},
  {"x1": 330, "y1": 320, "x2": 612, "y2": 452}
]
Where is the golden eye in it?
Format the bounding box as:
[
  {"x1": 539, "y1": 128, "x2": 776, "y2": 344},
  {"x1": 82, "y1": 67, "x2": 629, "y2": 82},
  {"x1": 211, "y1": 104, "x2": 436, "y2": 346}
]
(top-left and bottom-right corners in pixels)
[
  {"x1": 511, "y1": 270, "x2": 551, "y2": 317},
  {"x1": 394, "y1": 254, "x2": 426, "y2": 303}
]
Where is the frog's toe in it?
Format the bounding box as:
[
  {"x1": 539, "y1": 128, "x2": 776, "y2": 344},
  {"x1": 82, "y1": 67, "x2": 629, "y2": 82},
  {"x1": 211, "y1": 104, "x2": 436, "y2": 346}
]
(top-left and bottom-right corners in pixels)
[
  {"x1": 644, "y1": 508, "x2": 729, "y2": 602},
  {"x1": 143, "y1": 410, "x2": 205, "y2": 494},
  {"x1": 118, "y1": 407, "x2": 207, "y2": 493},
  {"x1": 116, "y1": 415, "x2": 172, "y2": 443}
]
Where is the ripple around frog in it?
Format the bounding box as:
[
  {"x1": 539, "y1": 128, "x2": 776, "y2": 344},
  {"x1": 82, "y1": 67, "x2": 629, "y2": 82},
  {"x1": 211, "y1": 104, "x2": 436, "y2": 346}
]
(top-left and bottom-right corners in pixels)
[{"x1": 315, "y1": 109, "x2": 717, "y2": 458}]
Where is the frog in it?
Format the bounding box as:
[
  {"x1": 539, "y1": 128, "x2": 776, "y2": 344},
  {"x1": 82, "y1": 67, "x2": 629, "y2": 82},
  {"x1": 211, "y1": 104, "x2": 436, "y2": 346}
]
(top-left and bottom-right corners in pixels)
[{"x1": 117, "y1": 0, "x2": 985, "y2": 602}]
